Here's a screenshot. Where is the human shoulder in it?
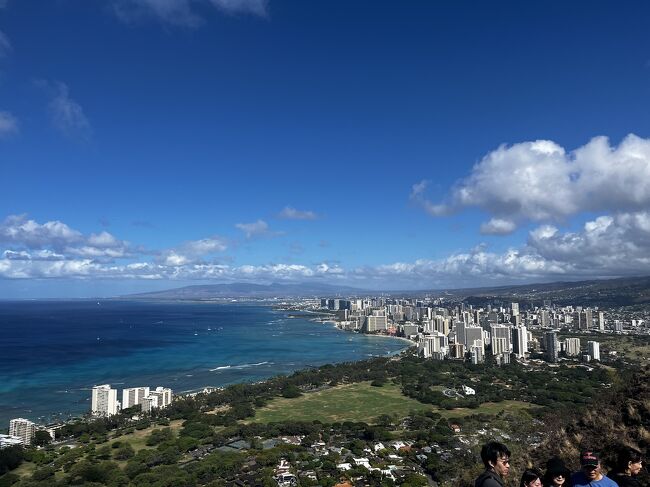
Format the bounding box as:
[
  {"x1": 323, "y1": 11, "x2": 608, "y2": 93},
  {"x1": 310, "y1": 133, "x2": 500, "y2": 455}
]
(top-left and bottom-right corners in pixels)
[
  {"x1": 475, "y1": 471, "x2": 504, "y2": 487},
  {"x1": 598, "y1": 475, "x2": 619, "y2": 487}
]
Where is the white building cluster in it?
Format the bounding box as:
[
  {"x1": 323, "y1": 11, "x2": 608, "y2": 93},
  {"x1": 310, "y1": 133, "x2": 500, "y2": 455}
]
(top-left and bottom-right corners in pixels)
[
  {"x1": 323, "y1": 297, "x2": 610, "y2": 366},
  {"x1": 91, "y1": 384, "x2": 173, "y2": 417}
]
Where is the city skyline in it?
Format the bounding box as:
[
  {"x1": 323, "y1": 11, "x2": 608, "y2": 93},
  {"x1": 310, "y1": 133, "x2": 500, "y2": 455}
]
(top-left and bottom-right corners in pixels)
[{"x1": 2, "y1": 1, "x2": 650, "y2": 297}]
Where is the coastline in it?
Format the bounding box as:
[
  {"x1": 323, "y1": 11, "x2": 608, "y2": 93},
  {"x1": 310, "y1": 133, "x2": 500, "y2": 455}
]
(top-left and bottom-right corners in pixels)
[{"x1": 0, "y1": 301, "x2": 411, "y2": 426}]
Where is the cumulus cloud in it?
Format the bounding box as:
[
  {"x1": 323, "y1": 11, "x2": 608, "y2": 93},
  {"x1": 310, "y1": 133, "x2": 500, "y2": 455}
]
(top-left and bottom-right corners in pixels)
[
  {"x1": 278, "y1": 206, "x2": 318, "y2": 220},
  {"x1": 159, "y1": 236, "x2": 227, "y2": 266},
  {"x1": 414, "y1": 134, "x2": 650, "y2": 232},
  {"x1": 0, "y1": 111, "x2": 18, "y2": 137},
  {"x1": 0, "y1": 215, "x2": 131, "y2": 262},
  {"x1": 111, "y1": 0, "x2": 267, "y2": 26},
  {"x1": 4, "y1": 211, "x2": 650, "y2": 287}
]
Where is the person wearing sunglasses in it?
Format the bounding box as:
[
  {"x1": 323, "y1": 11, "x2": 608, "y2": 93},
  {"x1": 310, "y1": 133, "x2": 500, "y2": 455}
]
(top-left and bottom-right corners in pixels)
[
  {"x1": 543, "y1": 457, "x2": 572, "y2": 487},
  {"x1": 572, "y1": 451, "x2": 618, "y2": 487},
  {"x1": 475, "y1": 441, "x2": 511, "y2": 487}
]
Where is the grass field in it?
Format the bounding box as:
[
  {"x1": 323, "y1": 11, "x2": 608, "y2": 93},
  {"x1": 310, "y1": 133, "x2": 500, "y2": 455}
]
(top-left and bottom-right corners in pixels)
[
  {"x1": 107, "y1": 419, "x2": 184, "y2": 452},
  {"x1": 249, "y1": 381, "x2": 531, "y2": 424}
]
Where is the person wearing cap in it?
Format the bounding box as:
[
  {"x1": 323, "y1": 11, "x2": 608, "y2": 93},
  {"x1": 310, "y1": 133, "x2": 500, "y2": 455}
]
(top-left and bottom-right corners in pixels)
[
  {"x1": 543, "y1": 457, "x2": 572, "y2": 487},
  {"x1": 475, "y1": 441, "x2": 511, "y2": 487},
  {"x1": 572, "y1": 450, "x2": 618, "y2": 487}
]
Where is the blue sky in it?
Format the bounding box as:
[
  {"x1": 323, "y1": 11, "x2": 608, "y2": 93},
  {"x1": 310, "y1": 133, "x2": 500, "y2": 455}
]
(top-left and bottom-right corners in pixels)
[{"x1": 2, "y1": 0, "x2": 650, "y2": 297}]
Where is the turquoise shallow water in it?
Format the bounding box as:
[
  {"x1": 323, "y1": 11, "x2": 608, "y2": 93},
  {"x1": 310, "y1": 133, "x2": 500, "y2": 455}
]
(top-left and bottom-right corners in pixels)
[{"x1": 0, "y1": 300, "x2": 408, "y2": 426}]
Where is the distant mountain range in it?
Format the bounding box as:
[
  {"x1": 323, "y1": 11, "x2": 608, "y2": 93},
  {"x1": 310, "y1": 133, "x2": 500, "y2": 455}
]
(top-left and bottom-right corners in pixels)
[
  {"x1": 125, "y1": 276, "x2": 650, "y2": 307},
  {"x1": 125, "y1": 282, "x2": 368, "y2": 299}
]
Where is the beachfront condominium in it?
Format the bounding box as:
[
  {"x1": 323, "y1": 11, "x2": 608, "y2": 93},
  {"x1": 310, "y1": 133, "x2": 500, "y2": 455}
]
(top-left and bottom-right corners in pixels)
[
  {"x1": 9, "y1": 418, "x2": 36, "y2": 445},
  {"x1": 122, "y1": 387, "x2": 150, "y2": 409},
  {"x1": 91, "y1": 384, "x2": 120, "y2": 417},
  {"x1": 141, "y1": 387, "x2": 173, "y2": 413}
]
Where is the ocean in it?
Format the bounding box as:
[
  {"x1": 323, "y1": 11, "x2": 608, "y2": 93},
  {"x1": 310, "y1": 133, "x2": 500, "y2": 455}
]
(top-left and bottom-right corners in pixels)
[{"x1": 0, "y1": 300, "x2": 408, "y2": 426}]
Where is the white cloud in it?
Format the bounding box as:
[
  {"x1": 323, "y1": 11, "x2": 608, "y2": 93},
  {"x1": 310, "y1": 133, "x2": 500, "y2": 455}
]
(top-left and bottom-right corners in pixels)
[
  {"x1": 0, "y1": 214, "x2": 83, "y2": 248},
  {"x1": 111, "y1": 0, "x2": 267, "y2": 26},
  {"x1": 278, "y1": 206, "x2": 318, "y2": 220},
  {"x1": 480, "y1": 218, "x2": 517, "y2": 235},
  {"x1": 0, "y1": 215, "x2": 131, "y2": 263},
  {"x1": 158, "y1": 236, "x2": 227, "y2": 266},
  {"x1": 415, "y1": 134, "x2": 650, "y2": 232},
  {"x1": 4, "y1": 211, "x2": 650, "y2": 287},
  {"x1": 235, "y1": 219, "x2": 276, "y2": 238},
  {"x1": 38, "y1": 81, "x2": 91, "y2": 139},
  {"x1": 0, "y1": 29, "x2": 11, "y2": 57},
  {"x1": 0, "y1": 111, "x2": 18, "y2": 137}
]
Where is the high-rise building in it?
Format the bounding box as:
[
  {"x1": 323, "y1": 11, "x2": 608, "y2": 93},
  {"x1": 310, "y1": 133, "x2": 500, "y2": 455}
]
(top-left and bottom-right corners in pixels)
[
  {"x1": 584, "y1": 309, "x2": 593, "y2": 330},
  {"x1": 470, "y1": 342, "x2": 484, "y2": 364},
  {"x1": 449, "y1": 343, "x2": 465, "y2": 359},
  {"x1": 587, "y1": 341, "x2": 600, "y2": 361},
  {"x1": 511, "y1": 325, "x2": 528, "y2": 358},
  {"x1": 511, "y1": 302, "x2": 520, "y2": 316},
  {"x1": 492, "y1": 337, "x2": 508, "y2": 355},
  {"x1": 598, "y1": 312, "x2": 605, "y2": 331},
  {"x1": 122, "y1": 387, "x2": 150, "y2": 409},
  {"x1": 454, "y1": 321, "x2": 466, "y2": 347},
  {"x1": 149, "y1": 387, "x2": 173, "y2": 408},
  {"x1": 544, "y1": 332, "x2": 559, "y2": 363},
  {"x1": 91, "y1": 384, "x2": 119, "y2": 417},
  {"x1": 540, "y1": 310, "x2": 551, "y2": 327},
  {"x1": 418, "y1": 333, "x2": 448, "y2": 359},
  {"x1": 465, "y1": 326, "x2": 483, "y2": 349},
  {"x1": 614, "y1": 320, "x2": 623, "y2": 332},
  {"x1": 9, "y1": 418, "x2": 36, "y2": 446},
  {"x1": 490, "y1": 325, "x2": 512, "y2": 353},
  {"x1": 565, "y1": 337, "x2": 581, "y2": 356}
]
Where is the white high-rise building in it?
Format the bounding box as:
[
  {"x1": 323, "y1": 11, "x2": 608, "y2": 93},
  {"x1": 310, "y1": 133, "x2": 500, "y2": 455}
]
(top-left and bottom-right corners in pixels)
[
  {"x1": 512, "y1": 325, "x2": 528, "y2": 358},
  {"x1": 418, "y1": 333, "x2": 448, "y2": 359},
  {"x1": 470, "y1": 341, "x2": 484, "y2": 364},
  {"x1": 9, "y1": 418, "x2": 36, "y2": 446},
  {"x1": 511, "y1": 302, "x2": 519, "y2": 316},
  {"x1": 92, "y1": 384, "x2": 120, "y2": 417},
  {"x1": 122, "y1": 387, "x2": 150, "y2": 409},
  {"x1": 492, "y1": 337, "x2": 508, "y2": 355},
  {"x1": 598, "y1": 312, "x2": 605, "y2": 331},
  {"x1": 587, "y1": 341, "x2": 600, "y2": 361},
  {"x1": 149, "y1": 387, "x2": 173, "y2": 408},
  {"x1": 565, "y1": 338, "x2": 581, "y2": 356},
  {"x1": 490, "y1": 325, "x2": 512, "y2": 353}
]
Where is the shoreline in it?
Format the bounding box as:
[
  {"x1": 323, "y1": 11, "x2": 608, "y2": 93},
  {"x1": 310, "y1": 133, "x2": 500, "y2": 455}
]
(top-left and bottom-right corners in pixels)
[{"x1": 1, "y1": 304, "x2": 412, "y2": 427}]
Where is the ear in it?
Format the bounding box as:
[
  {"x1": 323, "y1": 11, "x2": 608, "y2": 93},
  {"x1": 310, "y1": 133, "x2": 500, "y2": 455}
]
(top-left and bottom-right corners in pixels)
[{"x1": 488, "y1": 460, "x2": 495, "y2": 468}]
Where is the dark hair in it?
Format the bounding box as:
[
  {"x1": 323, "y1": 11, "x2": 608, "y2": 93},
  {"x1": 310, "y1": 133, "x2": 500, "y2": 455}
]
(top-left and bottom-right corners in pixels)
[
  {"x1": 520, "y1": 469, "x2": 542, "y2": 487},
  {"x1": 481, "y1": 441, "x2": 511, "y2": 468},
  {"x1": 615, "y1": 447, "x2": 643, "y2": 472},
  {"x1": 543, "y1": 457, "x2": 571, "y2": 485}
]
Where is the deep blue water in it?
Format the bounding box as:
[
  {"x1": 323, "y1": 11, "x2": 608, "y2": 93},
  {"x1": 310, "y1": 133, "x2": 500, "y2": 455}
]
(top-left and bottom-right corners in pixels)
[{"x1": 0, "y1": 301, "x2": 408, "y2": 426}]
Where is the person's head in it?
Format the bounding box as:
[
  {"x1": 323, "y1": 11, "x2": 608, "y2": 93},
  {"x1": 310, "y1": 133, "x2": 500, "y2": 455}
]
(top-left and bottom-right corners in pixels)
[
  {"x1": 481, "y1": 441, "x2": 511, "y2": 478},
  {"x1": 580, "y1": 450, "x2": 602, "y2": 481},
  {"x1": 615, "y1": 447, "x2": 643, "y2": 476},
  {"x1": 520, "y1": 469, "x2": 542, "y2": 487},
  {"x1": 544, "y1": 457, "x2": 570, "y2": 487}
]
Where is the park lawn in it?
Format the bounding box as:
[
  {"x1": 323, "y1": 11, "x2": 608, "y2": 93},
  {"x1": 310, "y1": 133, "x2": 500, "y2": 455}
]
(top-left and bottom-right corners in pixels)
[
  {"x1": 11, "y1": 461, "x2": 36, "y2": 478},
  {"x1": 107, "y1": 419, "x2": 184, "y2": 452},
  {"x1": 249, "y1": 381, "x2": 531, "y2": 424}
]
